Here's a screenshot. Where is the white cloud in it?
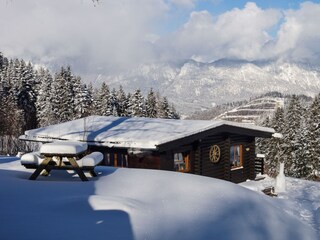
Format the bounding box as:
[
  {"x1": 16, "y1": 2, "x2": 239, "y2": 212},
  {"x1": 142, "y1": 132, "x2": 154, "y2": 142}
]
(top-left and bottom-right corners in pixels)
[
  {"x1": 170, "y1": 0, "x2": 197, "y2": 8},
  {"x1": 270, "y1": 2, "x2": 320, "y2": 63},
  {"x1": 156, "y1": 2, "x2": 281, "y2": 62},
  {"x1": 0, "y1": 0, "x2": 168, "y2": 74},
  {"x1": 1, "y1": 0, "x2": 320, "y2": 76}
]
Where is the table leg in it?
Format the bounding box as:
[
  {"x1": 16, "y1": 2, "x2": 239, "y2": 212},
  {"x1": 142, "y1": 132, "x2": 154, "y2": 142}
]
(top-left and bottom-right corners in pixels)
[
  {"x1": 67, "y1": 157, "x2": 88, "y2": 181},
  {"x1": 29, "y1": 157, "x2": 52, "y2": 180},
  {"x1": 89, "y1": 170, "x2": 97, "y2": 177}
]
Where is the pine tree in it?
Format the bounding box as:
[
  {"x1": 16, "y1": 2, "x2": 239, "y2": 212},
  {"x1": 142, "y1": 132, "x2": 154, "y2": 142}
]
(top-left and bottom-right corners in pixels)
[
  {"x1": 157, "y1": 96, "x2": 170, "y2": 119},
  {"x1": 96, "y1": 82, "x2": 112, "y2": 116},
  {"x1": 126, "y1": 92, "x2": 133, "y2": 117},
  {"x1": 168, "y1": 103, "x2": 180, "y2": 119},
  {"x1": 145, "y1": 88, "x2": 157, "y2": 118},
  {"x1": 266, "y1": 107, "x2": 286, "y2": 177},
  {"x1": 306, "y1": 94, "x2": 320, "y2": 179},
  {"x1": 36, "y1": 68, "x2": 54, "y2": 127},
  {"x1": 116, "y1": 85, "x2": 128, "y2": 117},
  {"x1": 17, "y1": 60, "x2": 37, "y2": 130},
  {"x1": 0, "y1": 52, "x2": 8, "y2": 71},
  {"x1": 284, "y1": 95, "x2": 304, "y2": 176},
  {"x1": 256, "y1": 116, "x2": 271, "y2": 155},
  {"x1": 50, "y1": 66, "x2": 76, "y2": 123},
  {"x1": 130, "y1": 89, "x2": 145, "y2": 117},
  {"x1": 294, "y1": 118, "x2": 313, "y2": 178},
  {"x1": 109, "y1": 88, "x2": 119, "y2": 116},
  {"x1": 74, "y1": 79, "x2": 92, "y2": 118}
]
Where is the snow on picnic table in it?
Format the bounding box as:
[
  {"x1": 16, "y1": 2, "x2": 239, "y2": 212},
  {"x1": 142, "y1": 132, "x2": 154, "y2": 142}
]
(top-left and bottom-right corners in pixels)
[{"x1": 0, "y1": 157, "x2": 318, "y2": 240}]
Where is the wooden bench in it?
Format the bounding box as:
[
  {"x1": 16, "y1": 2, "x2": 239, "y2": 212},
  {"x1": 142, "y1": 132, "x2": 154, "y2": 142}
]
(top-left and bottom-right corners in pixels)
[{"x1": 21, "y1": 142, "x2": 103, "y2": 181}]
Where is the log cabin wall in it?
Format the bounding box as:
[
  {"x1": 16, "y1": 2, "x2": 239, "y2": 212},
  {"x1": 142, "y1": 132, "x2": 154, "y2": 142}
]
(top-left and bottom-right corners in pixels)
[
  {"x1": 88, "y1": 132, "x2": 257, "y2": 183},
  {"x1": 197, "y1": 134, "x2": 229, "y2": 181},
  {"x1": 196, "y1": 133, "x2": 256, "y2": 183},
  {"x1": 160, "y1": 152, "x2": 174, "y2": 171},
  {"x1": 129, "y1": 154, "x2": 161, "y2": 169},
  {"x1": 229, "y1": 134, "x2": 255, "y2": 183}
]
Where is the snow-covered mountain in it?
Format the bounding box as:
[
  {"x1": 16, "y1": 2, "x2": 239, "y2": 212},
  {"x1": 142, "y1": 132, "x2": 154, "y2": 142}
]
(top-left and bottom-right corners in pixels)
[{"x1": 92, "y1": 59, "x2": 320, "y2": 116}]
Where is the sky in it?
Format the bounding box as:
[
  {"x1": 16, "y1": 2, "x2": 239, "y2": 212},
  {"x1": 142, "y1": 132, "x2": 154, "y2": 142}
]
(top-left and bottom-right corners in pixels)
[{"x1": 0, "y1": 0, "x2": 320, "y2": 75}]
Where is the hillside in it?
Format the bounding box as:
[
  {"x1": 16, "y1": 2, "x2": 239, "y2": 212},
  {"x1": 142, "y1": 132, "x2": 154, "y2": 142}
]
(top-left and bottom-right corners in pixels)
[
  {"x1": 92, "y1": 59, "x2": 320, "y2": 116},
  {"x1": 215, "y1": 97, "x2": 284, "y2": 123}
]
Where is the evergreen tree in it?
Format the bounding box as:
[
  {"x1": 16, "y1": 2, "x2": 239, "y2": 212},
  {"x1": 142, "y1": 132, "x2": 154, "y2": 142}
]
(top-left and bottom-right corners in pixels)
[
  {"x1": 17, "y1": 60, "x2": 37, "y2": 130},
  {"x1": 110, "y1": 88, "x2": 119, "y2": 116},
  {"x1": 36, "y1": 68, "x2": 54, "y2": 127},
  {"x1": 145, "y1": 88, "x2": 157, "y2": 118},
  {"x1": 157, "y1": 96, "x2": 170, "y2": 119},
  {"x1": 294, "y1": 118, "x2": 313, "y2": 178},
  {"x1": 96, "y1": 82, "x2": 112, "y2": 116},
  {"x1": 306, "y1": 94, "x2": 320, "y2": 179},
  {"x1": 50, "y1": 66, "x2": 76, "y2": 123},
  {"x1": 168, "y1": 103, "x2": 180, "y2": 119},
  {"x1": 116, "y1": 85, "x2": 128, "y2": 117},
  {"x1": 126, "y1": 92, "x2": 133, "y2": 117},
  {"x1": 256, "y1": 116, "x2": 271, "y2": 156},
  {"x1": 130, "y1": 89, "x2": 145, "y2": 117},
  {"x1": 266, "y1": 107, "x2": 286, "y2": 177},
  {"x1": 284, "y1": 95, "x2": 304, "y2": 176},
  {"x1": 74, "y1": 79, "x2": 92, "y2": 118}
]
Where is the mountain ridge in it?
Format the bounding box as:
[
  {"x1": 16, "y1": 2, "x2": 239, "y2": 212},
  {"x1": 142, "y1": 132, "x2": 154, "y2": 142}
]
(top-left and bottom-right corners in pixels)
[{"x1": 89, "y1": 58, "x2": 320, "y2": 116}]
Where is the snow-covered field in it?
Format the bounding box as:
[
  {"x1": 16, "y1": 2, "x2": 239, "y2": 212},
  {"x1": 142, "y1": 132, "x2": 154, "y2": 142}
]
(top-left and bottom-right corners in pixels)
[{"x1": 0, "y1": 156, "x2": 319, "y2": 240}]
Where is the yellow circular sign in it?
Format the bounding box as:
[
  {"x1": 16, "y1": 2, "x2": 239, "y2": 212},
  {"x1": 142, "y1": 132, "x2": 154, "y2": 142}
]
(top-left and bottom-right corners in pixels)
[{"x1": 209, "y1": 145, "x2": 220, "y2": 163}]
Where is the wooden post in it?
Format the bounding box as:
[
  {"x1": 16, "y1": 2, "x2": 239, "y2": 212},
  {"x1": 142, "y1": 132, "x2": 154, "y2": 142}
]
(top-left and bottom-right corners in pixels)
[
  {"x1": 29, "y1": 157, "x2": 52, "y2": 180},
  {"x1": 67, "y1": 157, "x2": 88, "y2": 181}
]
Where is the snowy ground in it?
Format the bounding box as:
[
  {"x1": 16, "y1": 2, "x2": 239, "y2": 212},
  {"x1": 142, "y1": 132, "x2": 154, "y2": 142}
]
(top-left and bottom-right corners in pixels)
[{"x1": 0, "y1": 156, "x2": 319, "y2": 240}]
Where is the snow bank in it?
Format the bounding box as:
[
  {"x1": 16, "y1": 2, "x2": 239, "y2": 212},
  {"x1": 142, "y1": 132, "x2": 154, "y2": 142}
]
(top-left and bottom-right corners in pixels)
[{"x1": 0, "y1": 157, "x2": 317, "y2": 240}]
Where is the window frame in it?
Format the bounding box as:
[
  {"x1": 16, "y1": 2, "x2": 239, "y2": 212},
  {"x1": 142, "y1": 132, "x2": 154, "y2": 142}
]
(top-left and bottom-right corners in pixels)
[
  {"x1": 230, "y1": 144, "x2": 243, "y2": 170},
  {"x1": 174, "y1": 152, "x2": 191, "y2": 172}
]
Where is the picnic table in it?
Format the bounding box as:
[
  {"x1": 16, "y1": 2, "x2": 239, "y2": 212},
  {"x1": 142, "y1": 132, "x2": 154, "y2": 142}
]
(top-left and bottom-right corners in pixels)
[{"x1": 21, "y1": 141, "x2": 103, "y2": 181}]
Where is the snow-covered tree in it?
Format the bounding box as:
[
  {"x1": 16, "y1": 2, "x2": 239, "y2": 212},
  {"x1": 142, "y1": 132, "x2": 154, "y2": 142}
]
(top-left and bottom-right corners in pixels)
[
  {"x1": 50, "y1": 66, "x2": 76, "y2": 123},
  {"x1": 284, "y1": 95, "x2": 304, "y2": 176},
  {"x1": 36, "y1": 68, "x2": 54, "y2": 127},
  {"x1": 130, "y1": 89, "x2": 145, "y2": 117},
  {"x1": 116, "y1": 85, "x2": 128, "y2": 117},
  {"x1": 145, "y1": 88, "x2": 157, "y2": 118},
  {"x1": 74, "y1": 79, "x2": 93, "y2": 119},
  {"x1": 266, "y1": 107, "x2": 286, "y2": 177},
  {"x1": 305, "y1": 94, "x2": 320, "y2": 179}
]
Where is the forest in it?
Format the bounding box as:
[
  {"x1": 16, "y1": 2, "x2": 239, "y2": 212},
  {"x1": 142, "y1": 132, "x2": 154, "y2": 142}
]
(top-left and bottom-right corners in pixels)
[
  {"x1": 1, "y1": 51, "x2": 319, "y2": 180},
  {"x1": 257, "y1": 94, "x2": 320, "y2": 180},
  {"x1": 0, "y1": 52, "x2": 179, "y2": 154}
]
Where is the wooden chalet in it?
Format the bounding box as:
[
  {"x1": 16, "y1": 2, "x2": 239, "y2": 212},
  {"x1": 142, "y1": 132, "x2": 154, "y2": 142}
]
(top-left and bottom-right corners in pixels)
[{"x1": 20, "y1": 116, "x2": 275, "y2": 183}]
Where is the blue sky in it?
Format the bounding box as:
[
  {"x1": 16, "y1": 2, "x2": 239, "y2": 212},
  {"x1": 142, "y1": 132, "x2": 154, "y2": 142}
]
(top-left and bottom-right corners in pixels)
[
  {"x1": 162, "y1": 0, "x2": 307, "y2": 32},
  {"x1": 0, "y1": 0, "x2": 320, "y2": 74}
]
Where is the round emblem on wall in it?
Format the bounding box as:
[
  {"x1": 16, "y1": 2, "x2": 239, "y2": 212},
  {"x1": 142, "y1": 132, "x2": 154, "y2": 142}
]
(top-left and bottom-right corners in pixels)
[{"x1": 209, "y1": 145, "x2": 221, "y2": 163}]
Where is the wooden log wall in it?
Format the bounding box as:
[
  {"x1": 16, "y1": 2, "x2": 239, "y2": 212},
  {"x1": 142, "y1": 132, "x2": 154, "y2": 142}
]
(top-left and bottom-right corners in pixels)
[
  {"x1": 229, "y1": 134, "x2": 255, "y2": 183},
  {"x1": 198, "y1": 134, "x2": 229, "y2": 180},
  {"x1": 194, "y1": 133, "x2": 256, "y2": 183}
]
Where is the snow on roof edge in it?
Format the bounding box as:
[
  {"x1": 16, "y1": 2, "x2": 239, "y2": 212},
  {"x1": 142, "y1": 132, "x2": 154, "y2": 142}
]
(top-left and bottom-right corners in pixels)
[
  {"x1": 20, "y1": 116, "x2": 275, "y2": 150},
  {"x1": 156, "y1": 119, "x2": 275, "y2": 147}
]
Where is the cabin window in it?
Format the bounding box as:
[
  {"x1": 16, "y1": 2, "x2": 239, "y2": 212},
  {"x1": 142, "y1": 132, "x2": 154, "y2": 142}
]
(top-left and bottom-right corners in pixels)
[
  {"x1": 174, "y1": 152, "x2": 190, "y2": 172},
  {"x1": 105, "y1": 152, "x2": 128, "y2": 167},
  {"x1": 230, "y1": 145, "x2": 243, "y2": 169}
]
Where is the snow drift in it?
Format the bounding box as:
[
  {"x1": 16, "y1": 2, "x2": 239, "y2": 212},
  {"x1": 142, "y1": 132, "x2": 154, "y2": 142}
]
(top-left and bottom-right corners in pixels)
[{"x1": 0, "y1": 157, "x2": 317, "y2": 240}]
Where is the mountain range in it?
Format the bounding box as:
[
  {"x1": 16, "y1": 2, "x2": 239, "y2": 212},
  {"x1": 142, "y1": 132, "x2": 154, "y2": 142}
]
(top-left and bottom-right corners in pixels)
[{"x1": 91, "y1": 59, "x2": 320, "y2": 117}]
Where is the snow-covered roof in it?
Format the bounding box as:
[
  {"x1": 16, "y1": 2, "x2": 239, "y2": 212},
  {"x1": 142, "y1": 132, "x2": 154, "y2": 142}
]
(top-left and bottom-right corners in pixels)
[{"x1": 20, "y1": 116, "x2": 275, "y2": 150}]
